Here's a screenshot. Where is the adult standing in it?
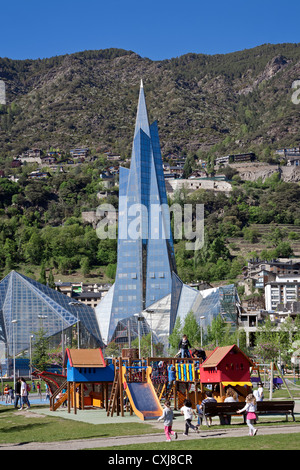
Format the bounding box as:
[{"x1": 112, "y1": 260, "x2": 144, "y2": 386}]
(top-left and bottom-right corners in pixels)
[
  {"x1": 253, "y1": 383, "x2": 264, "y2": 402},
  {"x1": 14, "y1": 377, "x2": 21, "y2": 409},
  {"x1": 19, "y1": 377, "x2": 30, "y2": 410},
  {"x1": 178, "y1": 335, "x2": 191, "y2": 358}
]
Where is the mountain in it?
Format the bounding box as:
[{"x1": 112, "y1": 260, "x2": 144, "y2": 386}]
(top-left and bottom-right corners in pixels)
[{"x1": 0, "y1": 43, "x2": 300, "y2": 158}]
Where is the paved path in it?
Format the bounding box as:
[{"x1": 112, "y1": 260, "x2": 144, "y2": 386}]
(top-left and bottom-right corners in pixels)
[
  {"x1": 1, "y1": 424, "x2": 299, "y2": 450},
  {"x1": 0, "y1": 400, "x2": 299, "y2": 450}
]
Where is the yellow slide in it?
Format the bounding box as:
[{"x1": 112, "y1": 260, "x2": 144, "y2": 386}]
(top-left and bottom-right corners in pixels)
[{"x1": 122, "y1": 366, "x2": 163, "y2": 421}]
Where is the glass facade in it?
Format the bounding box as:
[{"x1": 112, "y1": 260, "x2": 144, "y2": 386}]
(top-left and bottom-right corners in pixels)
[
  {"x1": 96, "y1": 81, "x2": 176, "y2": 345},
  {"x1": 168, "y1": 273, "x2": 238, "y2": 341},
  {"x1": 95, "y1": 81, "x2": 239, "y2": 348},
  {"x1": 0, "y1": 270, "x2": 103, "y2": 370}
]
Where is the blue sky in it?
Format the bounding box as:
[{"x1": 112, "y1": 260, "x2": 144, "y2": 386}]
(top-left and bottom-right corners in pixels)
[{"x1": 1, "y1": 0, "x2": 299, "y2": 61}]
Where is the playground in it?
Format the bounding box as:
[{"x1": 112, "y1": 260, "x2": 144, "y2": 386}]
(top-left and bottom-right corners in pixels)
[
  {"x1": 0, "y1": 402, "x2": 299, "y2": 450},
  {"x1": 27, "y1": 344, "x2": 298, "y2": 426},
  {"x1": 0, "y1": 346, "x2": 300, "y2": 450},
  {"x1": 1, "y1": 343, "x2": 299, "y2": 451}
]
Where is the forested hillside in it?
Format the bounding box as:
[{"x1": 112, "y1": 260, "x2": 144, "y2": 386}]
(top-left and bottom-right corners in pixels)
[
  {"x1": 1, "y1": 44, "x2": 300, "y2": 285},
  {"x1": 0, "y1": 43, "x2": 300, "y2": 159},
  {"x1": 1, "y1": 166, "x2": 300, "y2": 285}
]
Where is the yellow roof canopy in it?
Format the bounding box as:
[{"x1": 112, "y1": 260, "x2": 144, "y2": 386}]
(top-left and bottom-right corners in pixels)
[{"x1": 222, "y1": 381, "x2": 252, "y2": 387}]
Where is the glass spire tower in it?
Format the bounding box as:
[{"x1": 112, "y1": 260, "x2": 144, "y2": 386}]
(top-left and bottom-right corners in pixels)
[{"x1": 96, "y1": 81, "x2": 177, "y2": 344}]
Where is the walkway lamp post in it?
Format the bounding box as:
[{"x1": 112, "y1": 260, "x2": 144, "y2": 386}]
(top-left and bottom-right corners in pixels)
[
  {"x1": 200, "y1": 316, "x2": 205, "y2": 348},
  {"x1": 134, "y1": 314, "x2": 143, "y2": 359},
  {"x1": 11, "y1": 320, "x2": 18, "y2": 391},
  {"x1": 146, "y1": 310, "x2": 154, "y2": 357},
  {"x1": 29, "y1": 335, "x2": 34, "y2": 379}
]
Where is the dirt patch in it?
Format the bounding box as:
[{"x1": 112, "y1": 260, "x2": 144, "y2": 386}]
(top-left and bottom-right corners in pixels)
[{"x1": 20, "y1": 410, "x2": 46, "y2": 419}]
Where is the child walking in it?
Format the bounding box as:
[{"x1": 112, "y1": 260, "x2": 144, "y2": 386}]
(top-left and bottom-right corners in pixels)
[
  {"x1": 180, "y1": 399, "x2": 199, "y2": 436},
  {"x1": 157, "y1": 400, "x2": 178, "y2": 442},
  {"x1": 237, "y1": 393, "x2": 258, "y2": 436}
]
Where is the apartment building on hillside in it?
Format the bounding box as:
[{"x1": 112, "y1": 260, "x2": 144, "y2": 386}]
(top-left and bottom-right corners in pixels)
[{"x1": 265, "y1": 275, "x2": 300, "y2": 311}]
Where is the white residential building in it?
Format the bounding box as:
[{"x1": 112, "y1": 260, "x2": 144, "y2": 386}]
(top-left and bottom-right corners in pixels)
[{"x1": 265, "y1": 275, "x2": 300, "y2": 311}]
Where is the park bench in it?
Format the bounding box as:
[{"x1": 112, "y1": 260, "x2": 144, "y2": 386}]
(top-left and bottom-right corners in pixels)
[{"x1": 202, "y1": 400, "x2": 295, "y2": 426}]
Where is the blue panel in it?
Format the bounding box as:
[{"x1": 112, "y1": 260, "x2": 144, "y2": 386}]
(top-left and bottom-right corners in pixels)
[{"x1": 67, "y1": 363, "x2": 115, "y2": 382}]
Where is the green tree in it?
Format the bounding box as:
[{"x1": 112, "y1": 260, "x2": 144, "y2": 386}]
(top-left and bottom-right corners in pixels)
[
  {"x1": 24, "y1": 182, "x2": 50, "y2": 207},
  {"x1": 243, "y1": 227, "x2": 260, "y2": 243},
  {"x1": 31, "y1": 328, "x2": 50, "y2": 372},
  {"x1": 168, "y1": 317, "x2": 183, "y2": 355},
  {"x1": 80, "y1": 256, "x2": 90, "y2": 277},
  {"x1": 278, "y1": 317, "x2": 298, "y2": 365},
  {"x1": 131, "y1": 333, "x2": 164, "y2": 358},
  {"x1": 104, "y1": 341, "x2": 122, "y2": 358},
  {"x1": 97, "y1": 239, "x2": 117, "y2": 265},
  {"x1": 254, "y1": 318, "x2": 280, "y2": 363},
  {"x1": 206, "y1": 315, "x2": 227, "y2": 347},
  {"x1": 38, "y1": 263, "x2": 47, "y2": 285},
  {"x1": 48, "y1": 268, "x2": 56, "y2": 289},
  {"x1": 182, "y1": 154, "x2": 194, "y2": 179},
  {"x1": 24, "y1": 230, "x2": 44, "y2": 264},
  {"x1": 182, "y1": 311, "x2": 201, "y2": 348},
  {"x1": 106, "y1": 263, "x2": 116, "y2": 280}
]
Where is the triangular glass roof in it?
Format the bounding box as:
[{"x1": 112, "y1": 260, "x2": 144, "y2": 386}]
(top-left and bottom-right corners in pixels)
[{"x1": 0, "y1": 271, "x2": 102, "y2": 356}]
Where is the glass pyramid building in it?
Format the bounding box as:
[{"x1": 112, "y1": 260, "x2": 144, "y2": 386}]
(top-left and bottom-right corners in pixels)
[
  {"x1": 96, "y1": 81, "x2": 177, "y2": 345},
  {"x1": 0, "y1": 271, "x2": 103, "y2": 368}
]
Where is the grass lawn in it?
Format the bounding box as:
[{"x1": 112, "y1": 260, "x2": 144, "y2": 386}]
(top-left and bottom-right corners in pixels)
[
  {"x1": 101, "y1": 433, "x2": 300, "y2": 451},
  {"x1": 0, "y1": 405, "x2": 158, "y2": 445},
  {"x1": 1, "y1": 404, "x2": 299, "y2": 450}
]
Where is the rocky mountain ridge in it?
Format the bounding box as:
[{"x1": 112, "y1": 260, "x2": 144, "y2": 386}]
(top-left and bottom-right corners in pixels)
[{"x1": 0, "y1": 44, "x2": 300, "y2": 158}]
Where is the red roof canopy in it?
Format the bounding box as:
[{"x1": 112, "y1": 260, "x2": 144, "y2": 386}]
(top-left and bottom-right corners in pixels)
[{"x1": 201, "y1": 344, "x2": 254, "y2": 369}]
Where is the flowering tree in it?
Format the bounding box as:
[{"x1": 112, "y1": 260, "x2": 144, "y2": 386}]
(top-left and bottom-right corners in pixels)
[
  {"x1": 255, "y1": 318, "x2": 280, "y2": 363},
  {"x1": 255, "y1": 341, "x2": 280, "y2": 363},
  {"x1": 47, "y1": 351, "x2": 63, "y2": 368}
]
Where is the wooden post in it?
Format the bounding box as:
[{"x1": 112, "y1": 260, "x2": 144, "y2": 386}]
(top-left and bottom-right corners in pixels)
[
  {"x1": 128, "y1": 357, "x2": 132, "y2": 415},
  {"x1": 220, "y1": 382, "x2": 224, "y2": 400},
  {"x1": 119, "y1": 356, "x2": 123, "y2": 416},
  {"x1": 269, "y1": 362, "x2": 274, "y2": 401},
  {"x1": 128, "y1": 357, "x2": 132, "y2": 382},
  {"x1": 194, "y1": 364, "x2": 198, "y2": 406},
  {"x1": 73, "y1": 381, "x2": 77, "y2": 414},
  {"x1": 104, "y1": 382, "x2": 108, "y2": 411},
  {"x1": 67, "y1": 382, "x2": 71, "y2": 413},
  {"x1": 80, "y1": 383, "x2": 84, "y2": 409}
]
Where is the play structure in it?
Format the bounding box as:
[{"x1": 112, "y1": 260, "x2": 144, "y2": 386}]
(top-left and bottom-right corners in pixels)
[
  {"x1": 37, "y1": 349, "x2": 115, "y2": 413},
  {"x1": 198, "y1": 344, "x2": 253, "y2": 400},
  {"x1": 33, "y1": 344, "x2": 272, "y2": 420},
  {"x1": 122, "y1": 364, "x2": 163, "y2": 420},
  {"x1": 33, "y1": 370, "x2": 67, "y2": 395}
]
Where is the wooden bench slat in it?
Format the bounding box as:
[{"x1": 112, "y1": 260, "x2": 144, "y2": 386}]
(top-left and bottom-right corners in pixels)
[{"x1": 202, "y1": 400, "x2": 295, "y2": 425}]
